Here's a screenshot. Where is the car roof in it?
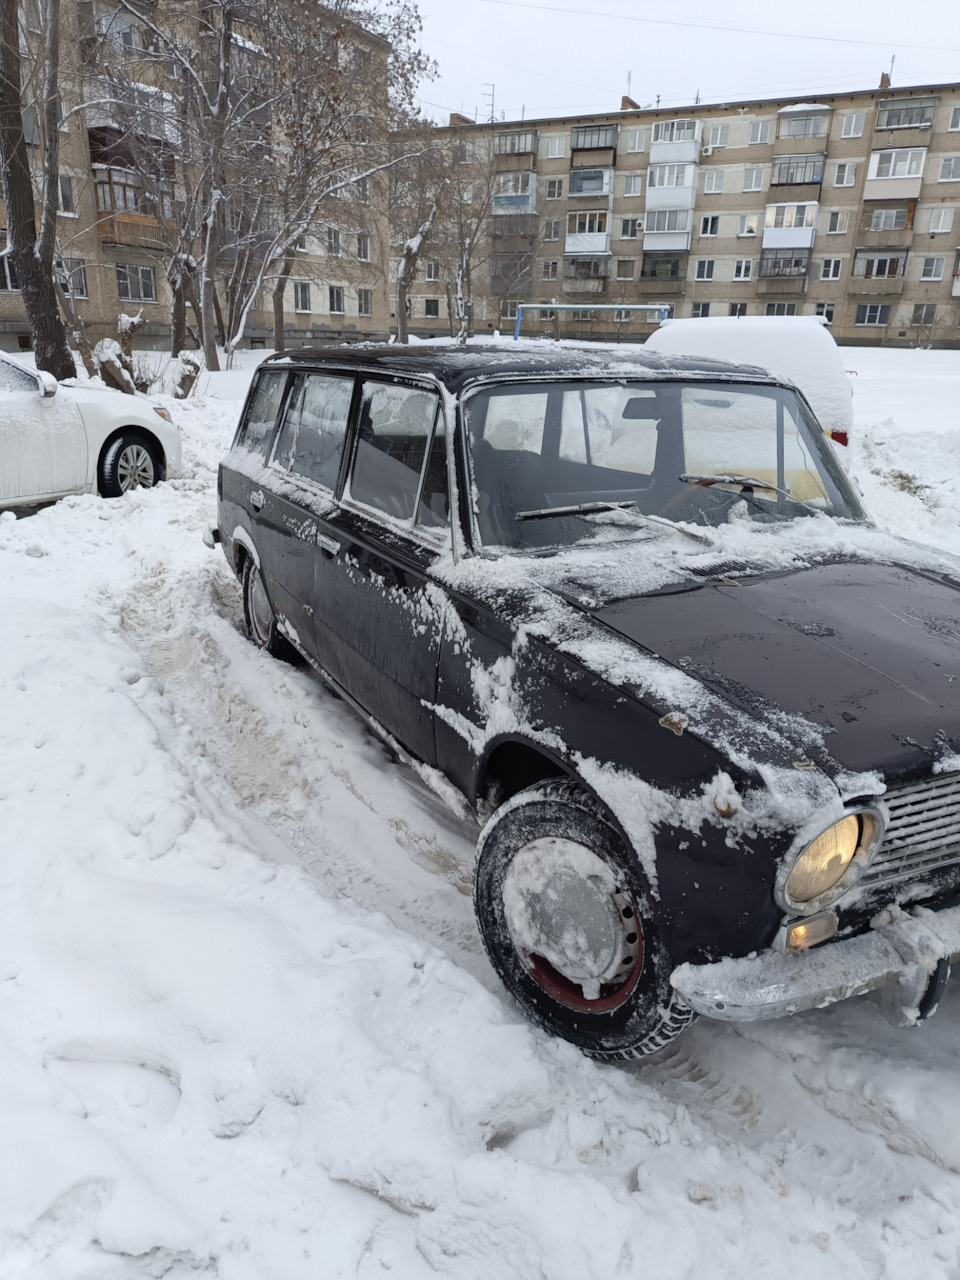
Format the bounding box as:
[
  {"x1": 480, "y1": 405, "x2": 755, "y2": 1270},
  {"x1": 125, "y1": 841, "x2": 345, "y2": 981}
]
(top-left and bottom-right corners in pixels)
[{"x1": 261, "y1": 342, "x2": 781, "y2": 396}]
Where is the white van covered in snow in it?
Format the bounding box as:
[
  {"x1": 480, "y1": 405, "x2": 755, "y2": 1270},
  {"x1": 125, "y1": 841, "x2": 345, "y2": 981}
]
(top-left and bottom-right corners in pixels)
[{"x1": 644, "y1": 316, "x2": 854, "y2": 448}]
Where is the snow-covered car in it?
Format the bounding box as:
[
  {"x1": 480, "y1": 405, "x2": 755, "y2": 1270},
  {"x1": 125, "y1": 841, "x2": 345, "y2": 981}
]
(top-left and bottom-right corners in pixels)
[
  {"x1": 210, "y1": 345, "x2": 960, "y2": 1061},
  {"x1": 0, "y1": 350, "x2": 181, "y2": 510}
]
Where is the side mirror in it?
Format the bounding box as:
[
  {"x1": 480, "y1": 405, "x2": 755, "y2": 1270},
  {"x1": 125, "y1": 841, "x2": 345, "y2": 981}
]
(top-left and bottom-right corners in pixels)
[{"x1": 37, "y1": 371, "x2": 58, "y2": 398}]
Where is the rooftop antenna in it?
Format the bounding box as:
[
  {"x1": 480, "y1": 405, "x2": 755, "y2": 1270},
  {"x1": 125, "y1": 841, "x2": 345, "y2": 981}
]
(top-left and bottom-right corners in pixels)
[
  {"x1": 656, "y1": 94, "x2": 660, "y2": 107},
  {"x1": 695, "y1": 89, "x2": 701, "y2": 104},
  {"x1": 482, "y1": 83, "x2": 496, "y2": 124},
  {"x1": 626, "y1": 70, "x2": 632, "y2": 97},
  {"x1": 889, "y1": 53, "x2": 895, "y2": 84}
]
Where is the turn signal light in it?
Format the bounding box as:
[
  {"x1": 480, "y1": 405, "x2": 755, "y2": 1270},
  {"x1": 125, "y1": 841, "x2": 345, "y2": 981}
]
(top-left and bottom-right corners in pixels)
[{"x1": 784, "y1": 911, "x2": 839, "y2": 953}]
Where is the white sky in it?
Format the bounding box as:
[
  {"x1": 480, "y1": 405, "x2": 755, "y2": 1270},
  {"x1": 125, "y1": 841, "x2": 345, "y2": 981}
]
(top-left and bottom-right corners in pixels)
[{"x1": 412, "y1": 0, "x2": 960, "y2": 124}]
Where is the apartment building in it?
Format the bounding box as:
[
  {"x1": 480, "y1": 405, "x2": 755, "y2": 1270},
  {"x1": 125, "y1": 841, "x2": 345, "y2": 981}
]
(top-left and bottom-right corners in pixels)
[
  {"x1": 0, "y1": 0, "x2": 391, "y2": 356},
  {"x1": 406, "y1": 79, "x2": 960, "y2": 348}
]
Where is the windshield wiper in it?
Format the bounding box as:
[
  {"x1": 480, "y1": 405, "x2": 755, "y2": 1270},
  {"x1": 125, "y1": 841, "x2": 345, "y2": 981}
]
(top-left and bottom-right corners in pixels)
[
  {"x1": 517, "y1": 499, "x2": 637, "y2": 521},
  {"x1": 679, "y1": 472, "x2": 809, "y2": 509}
]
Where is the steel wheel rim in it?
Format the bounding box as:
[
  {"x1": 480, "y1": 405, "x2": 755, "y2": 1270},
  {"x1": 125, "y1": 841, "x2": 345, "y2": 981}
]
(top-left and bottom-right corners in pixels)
[
  {"x1": 247, "y1": 565, "x2": 273, "y2": 647},
  {"x1": 502, "y1": 837, "x2": 644, "y2": 1012},
  {"x1": 117, "y1": 443, "x2": 155, "y2": 491}
]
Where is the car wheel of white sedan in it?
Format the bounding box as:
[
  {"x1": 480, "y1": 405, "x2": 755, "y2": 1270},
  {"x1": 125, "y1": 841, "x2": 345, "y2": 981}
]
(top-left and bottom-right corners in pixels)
[{"x1": 98, "y1": 432, "x2": 162, "y2": 497}]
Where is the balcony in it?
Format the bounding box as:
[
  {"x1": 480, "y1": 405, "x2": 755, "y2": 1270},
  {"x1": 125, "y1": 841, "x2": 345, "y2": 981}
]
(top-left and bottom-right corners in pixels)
[
  {"x1": 872, "y1": 126, "x2": 932, "y2": 149},
  {"x1": 495, "y1": 152, "x2": 537, "y2": 173},
  {"x1": 856, "y1": 227, "x2": 913, "y2": 248},
  {"x1": 864, "y1": 175, "x2": 924, "y2": 201},
  {"x1": 565, "y1": 232, "x2": 610, "y2": 255},
  {"x1": 636, "y1": 277, "x2": 685, "y2": 296},
  {"x1": 571, "y1": 125, "x2": 618, "y2": 151},
  {"x1": 848, "y1": 275, "x2": 905, "y2": 296},
  {"x1": 494, "y1": 130, "x2": 539, "y2": 158},
  {"x1": 772, "y1": 133, "x2": 827, "y2": 154},
  {"x1": 562, "y1": 278, "x2": 607, "y2": 294},
  {"x1": 96, "y1": 212, "x2": 168, "y2": 249},
  {"x1": 757, "y1": 277, "x2": 808, "y2": 295}
]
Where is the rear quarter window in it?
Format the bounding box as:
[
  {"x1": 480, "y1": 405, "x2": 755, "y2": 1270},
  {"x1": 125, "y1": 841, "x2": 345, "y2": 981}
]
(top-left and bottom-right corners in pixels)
[{"x1": 235, "y1": 370, "x2": 287, "y2": 456}]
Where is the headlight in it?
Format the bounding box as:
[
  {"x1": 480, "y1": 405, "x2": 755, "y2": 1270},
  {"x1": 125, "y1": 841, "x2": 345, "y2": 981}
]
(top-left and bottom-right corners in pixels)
[
  {"x1": 780, "y1": 809, "x2": 883, "y2": 912},
  {"x1": 153, "y1": 406, "x2": 173, "y2": 422}
]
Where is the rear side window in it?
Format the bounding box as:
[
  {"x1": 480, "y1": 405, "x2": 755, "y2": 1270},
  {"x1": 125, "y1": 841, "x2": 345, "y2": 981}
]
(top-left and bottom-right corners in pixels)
[
  {"x1": 273, "y1": 372, "x2": 354, "y2": 489},
  {"x1": 236, "y1": 370, "x2": 287, "y2": 456},
  {"x1": 349, "y1": 381, "x2": 440, "y2": 521}
]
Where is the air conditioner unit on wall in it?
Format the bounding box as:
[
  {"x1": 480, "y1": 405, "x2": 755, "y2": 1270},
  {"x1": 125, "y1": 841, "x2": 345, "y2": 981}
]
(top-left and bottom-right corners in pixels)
[{"x1": 701, "y1": 145, "x2": 714, "y2": 157}]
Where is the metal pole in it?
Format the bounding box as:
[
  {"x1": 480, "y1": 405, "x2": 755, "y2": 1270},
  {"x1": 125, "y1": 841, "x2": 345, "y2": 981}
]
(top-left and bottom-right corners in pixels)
[{"x1": 513, "y1": 305, "x2": 523, "y2": 341}]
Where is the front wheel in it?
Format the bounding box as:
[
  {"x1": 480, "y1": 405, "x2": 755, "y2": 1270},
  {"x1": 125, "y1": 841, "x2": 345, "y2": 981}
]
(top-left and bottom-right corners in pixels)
[
  {"x1": 98, "y1": 431, "x2": 162, "y2": 497},
  {"x1": 474, "y1": 778, "x2": 694, "y2": 1061}
]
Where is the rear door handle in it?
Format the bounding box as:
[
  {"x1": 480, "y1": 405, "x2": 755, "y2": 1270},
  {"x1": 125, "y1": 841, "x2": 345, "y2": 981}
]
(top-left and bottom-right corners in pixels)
[
  {"x1": 250, "y1": 489, "x2": 265, "y2": 511},
  {"x1": 318, "y1": 533, "x2": 341, "y2": 557}
]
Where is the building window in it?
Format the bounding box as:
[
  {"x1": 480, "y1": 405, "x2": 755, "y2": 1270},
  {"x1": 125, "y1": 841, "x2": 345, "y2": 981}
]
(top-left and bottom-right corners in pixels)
[
  {"x1": 569, "y1": 169, "x2": 608, "y2": 196},
  {"x1": 329, "y1": 285, "x2": 344, "y2": 314},
  {"x1": 544, "y1": 218, "x2": 560, "y2": 240},
  {"x1": 724, "y1": 303, "x2": 745, "y2": 318},
  {"x1": 853, "y1": 252, "x2": 905, "y2": 278},
  {"x1": 542, "y1": 260, "x2": 558, "y2": 279},
  {"x1": 940, "y1": 157, "x2": 960, "y2": 182},
  {"x1": 293, "y1": 281, "x2": 311, "y2": 312},
  {"x1": 876, "y1": 100, "x2": 934, "y2": 130},
  {"x1": 352, "y1": 115, "x2": 369, "y2": 144},
  {"x1": 815, "y1": 302, "x2": 835, "y2": 323},
  {"x1": 870, "y1": 149, "x2": 925, "y2": 179},
  {"x1": 640, "y1": 253, "x2": 684, "y2": 279},
  {"x1": 613, "y1": 309, "x2": 631, "y2": 323},
  {"x1": 921, "y1": 256, "x2": 946, "y2": 280},
  {"x1": 841, "y1": 112, "x2": 865, "y2": 138},
  {"x1": 930, "y1": 208, "x2": 955, "y2": 233},
  {"x1": 772, "y1": 155, "x2": 824, "y2": 185},
  {"x1": 567, "y1": 210, "x2": 607, "y2": 234},
  {"x1": 871, "y1": 207, "x2": 908, "y2": 230},
  {"x1": 695, "y1": 259, "x2": 715, "y2": 280},
  {"x1": 749, "y1": 120, "x2": 770, "y2": 144},
  {"x1": 766, "y1": 302, "x2": 797, "y2": 315},
  {"x1": 57, "y1": 257, "x2": 87, "y2": 297},
  {"x1": 855, "y1": 303, "x2": 890, "y2": 325},
  {"x1": 780, "y1": 114, "x2": 828, "y2": 139},
  {"x1": 700, "y1": 215, "x2": 719, "y2": 236},
  {"x1": 827, "y1": 210, "x2": 849, "y2": 234},
  {"x1": 353, "y1": 176, "x2": 368, "y2": 203},
  {"x1": 357, "y1": 233, "x2": 370, "y2": 261},
  {"x1": 743, "y1": 167, "x2": 764, "y2": 192},
  {"x1": 458, "y1": 141, "x2": 474, "y2": 164},
  {"x1": 645, "y1": 209, "x2": 689, "y2": 232},
  {"x1": 116, "y1": 263, "x2": 156, "y2": 302},
  {"x1": 620, "y1": 217, "x2": 642, "y2": 239},
  {"x1": 424, "y1": 298, "x2": 440, "y2": 318},
  {"x1": 494, "y1": 171, "x2": 533, "y2": 197},
  {"x1": 495, "y1": 130, "x2": 537, "y2": 155},
  {"x1": 821, "y1": 258, "x2": 842, "y2": 279},
  {"x1": 623, "y1": 173, "x2": 643, "y2": 197},
  {"x1": 358, "y1": 287, "x2": 372, "y2": 317},
  {"x1": 835, "y1": 163, "x2": 857, "y2": 187},
  {"x1": 502, "y1": 301, "x2": 519, "y2": 320},
  {"x1": 951, "y1": 107, "x2": 960, "y2": 131},
  {"x1": 571, "y1": 124, "x2": 618, "y2": 149},
  {"x1": 912, "y1": 302, "x2": 937, "y2": 325},
  {"x1": 759, "y1": 249, "x2": 810, "y2": 277},
  {"x1": 734, "y1": 258, "x2": 752, "y2": 279},
  {"x1": 704, "y1": 169, "x2": 723, "y2": 194},
  {"x1": 616, "y1": 259, "x2": 635, "y2": 280},
  {"x1": 570, "y1": 309, "x2": 597, "y2": 321},
  {"x1": 563, "y1": 257, "x2": 608, "y2": 279},
  {"x1": 648, "y1": 163, "x2": 689, "y2": 188},
  {"x1": 708, "y1": 123, "x2": 729, "y2": 149},
  {"x1": 652, "y1": 120, "x2": 696, "y2": 143},
  {"x1": 546, "y1": 135, "x2": 565, "y2": 158},
  {"x1": 737, "y1": 213, "x2": 758, "y2": 237},
  {"x1": 764, "y1": 203, "x2": 815, "y2": 229},
  {"x1": 425, "y1": 260, "x2": 440, "y2": 281},
  {"x1": 625, "y1": 128, "x2": 645, "y2": 152},
  {"x1": 691, "y1": 302, "x2": 710, "y2": 317},
  {"x1": 327, "y1": 227, "x2": 341, "y2": 256},
  {"x1": 58, "y1": 174, "x2": 76, "y2": 214},
  {"x1": 546, "y1": 178, "x2": 563, "y2": 199}
]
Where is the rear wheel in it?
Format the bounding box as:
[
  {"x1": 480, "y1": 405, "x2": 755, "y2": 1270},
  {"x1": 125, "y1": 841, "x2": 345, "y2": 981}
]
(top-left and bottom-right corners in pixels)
[
  {"x1": 241, "y1": 556, "x2": 297, "y2": 662},
  {"x1": 474, "y1": 778, "x2": 694, "y2": 1060},
  {"x1": 98, "y1": 431, "x2": 162, "y2": 497}
]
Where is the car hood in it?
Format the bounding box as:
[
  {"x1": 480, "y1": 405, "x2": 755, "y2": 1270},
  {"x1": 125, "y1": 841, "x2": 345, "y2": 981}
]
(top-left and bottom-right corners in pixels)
[{"x1": 592, "y1": 559, "x2": 960, "y2": 778}]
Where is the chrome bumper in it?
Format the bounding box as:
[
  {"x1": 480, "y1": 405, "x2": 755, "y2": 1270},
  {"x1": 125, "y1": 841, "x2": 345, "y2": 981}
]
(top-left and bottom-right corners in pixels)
[{"x1": 671, "y1": 903, "x2": 960, "y2": 1029}]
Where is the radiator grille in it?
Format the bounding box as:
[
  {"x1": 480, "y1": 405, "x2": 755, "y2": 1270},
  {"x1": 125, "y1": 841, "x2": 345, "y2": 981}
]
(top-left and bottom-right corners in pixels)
[{"x1": 860, "y1": 773, "x2": 960, "y2": 891}]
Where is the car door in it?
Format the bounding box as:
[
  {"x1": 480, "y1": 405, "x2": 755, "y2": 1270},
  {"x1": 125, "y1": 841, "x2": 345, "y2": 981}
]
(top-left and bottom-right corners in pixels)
[
  {"x1": 312, "y1": 378, "x2": 449, "y2": 766},
  {"x1": 254, "y1": 370, "x2": 356, "y2": 660},
  {"x1": 0, "y1": 357, "x2": 87, "y2": 505}
]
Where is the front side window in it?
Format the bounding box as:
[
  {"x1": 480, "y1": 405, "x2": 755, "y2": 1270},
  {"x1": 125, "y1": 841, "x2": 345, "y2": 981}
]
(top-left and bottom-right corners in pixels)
[
  {"x1": 569, "y1": 169, "x2": 608, "y2": 196},
  {"x1": 876, "y1": 101, "x2": 934, "y2": 129},
  {"x1": 464, "y1": 379, "x2": 860, "y2": 550},
  {"x1": 821, "y1": 258, "x2": 842, "y2": 279},
  {"x1": 734, "y1": 258, "x2": 752, "y2": 279},
  {"x1": 546, "y1": 178, "x2": 563, "y2": 199},
  {"x1": 349, "y1": 381, "x2": 441, "y2": 523},
  {"x1": 700, "y1": 215, "x2": 719, "y2": 236},
  {"x1": 623, "y1": 173, "x2": 643, "y2": 196},
  {"x1": 816, "y1": 302, "x2": 835, "y2": 323},
  {"x1": 645, "y1": 209, "x2": 689, "y2": 233},
  {"x1": 835, "y1": 163, "x2": 856, "y2": 187},
  {"x1": 648, "y1": 163, "x2": 689, "y2": 188},
  {"x1": 841, "y1": 112, "x2": 865, "y2": 138},
  {"x1": 738, "y1": 213, "x2": 758, "y2": 236},
  {"x1": 653, "y1": 120, "x2": 696, "y2": 143},
  {"x1": 764, "y1": 203, "x2": 815, "y2": 230},
  {"x1": 294, "y1": 281, "x2": 311, "y2": 312},
  {"x1": 358, "y1": 288, "x2": 372, "y2": 317},
  {"x1": 704, "y1": 170, "x2": 723, "y2": 194},
  {"x1": 780, "y1": 114, "x2": 828, "y2": 139},
  {"x1": 273, "y1": 373, "x2": 353, "y2": 489},
  {"x1": 709, "y1": 123, "x2": 729, "y2": 148},
  {"x1": 620, "y1": 217, "x2": 641, "y2": 239},
  {"x1": 695, "y1": 259, "x2": 714, "y2": 280},
  {"x1": 930, "y1": 208, "x2": 955, "y2": 233}
]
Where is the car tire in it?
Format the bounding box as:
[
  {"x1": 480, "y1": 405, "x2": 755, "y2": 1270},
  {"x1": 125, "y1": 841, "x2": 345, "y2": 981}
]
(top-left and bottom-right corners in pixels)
[
  {"x1": 474, "y1": 777, "x2": 695, "y2": 1061},
  {"x1": 98, "y1": 431, "x2": 162, "y2": 497},
  {"x1": 241, "y1": 555, "x2": 298, "y2": 663}
]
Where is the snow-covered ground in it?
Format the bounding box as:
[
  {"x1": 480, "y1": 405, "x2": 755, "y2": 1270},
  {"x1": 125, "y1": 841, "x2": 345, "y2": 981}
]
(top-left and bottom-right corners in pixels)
[{"x1": 1, "y1": 347, "x2": 959, "y2": 1279}]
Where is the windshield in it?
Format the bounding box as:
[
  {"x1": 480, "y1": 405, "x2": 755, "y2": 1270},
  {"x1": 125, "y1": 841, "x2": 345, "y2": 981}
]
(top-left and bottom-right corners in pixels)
[{"x1": 464, "y1": 379, "x2": 864, "y2": 550}]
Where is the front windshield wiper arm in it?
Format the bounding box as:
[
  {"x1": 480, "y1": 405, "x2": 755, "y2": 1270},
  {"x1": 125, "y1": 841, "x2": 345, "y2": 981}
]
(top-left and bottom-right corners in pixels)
[
  {"x1": 517, "y1": 499, "x2": 637, "y2": 521},
  {"x1": 679, "y1": 472, "x2": 809, "y2": 509}
]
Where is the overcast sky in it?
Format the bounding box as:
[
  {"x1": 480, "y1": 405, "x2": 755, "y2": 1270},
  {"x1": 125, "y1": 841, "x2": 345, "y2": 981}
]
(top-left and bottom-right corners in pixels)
[{"x1": 412, "y1": 0, "x2": 960, "y2": 124}]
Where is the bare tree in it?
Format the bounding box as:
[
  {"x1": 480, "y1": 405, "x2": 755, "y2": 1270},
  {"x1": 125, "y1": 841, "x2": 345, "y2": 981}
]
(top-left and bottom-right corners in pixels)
[
  {"x1": 0, "y1": 0, "x2": 76, "y2": 378},
  {"x1": 390, "y1": 123, "x2": 448, "y2": 343}
]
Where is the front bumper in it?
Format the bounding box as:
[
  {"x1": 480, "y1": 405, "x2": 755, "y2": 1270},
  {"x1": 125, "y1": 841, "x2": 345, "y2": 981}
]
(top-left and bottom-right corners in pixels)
[{"x1": 671, "y1": 903, "x2": 960, "y2": 1028}]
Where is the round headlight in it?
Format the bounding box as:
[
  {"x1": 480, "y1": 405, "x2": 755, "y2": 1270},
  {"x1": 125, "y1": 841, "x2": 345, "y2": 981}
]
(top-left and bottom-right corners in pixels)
[{"x1": 785, "y1": 814, "x2": 863, "y2": 903}]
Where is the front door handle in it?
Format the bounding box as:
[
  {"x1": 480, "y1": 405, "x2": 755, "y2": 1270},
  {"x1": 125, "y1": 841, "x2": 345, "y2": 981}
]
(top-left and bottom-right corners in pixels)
[
  {"x1": 318, "y1": 533, "x2": 341, "y2": 557},
  {"x1": 250, "y1": 489, "x2": 265, "y2": 511}
]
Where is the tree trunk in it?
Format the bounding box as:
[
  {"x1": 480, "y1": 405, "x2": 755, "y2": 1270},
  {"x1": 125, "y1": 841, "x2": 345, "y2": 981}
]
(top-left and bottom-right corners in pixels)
[
  {"x1": 445, "y1": 283, "x2": 456, "y2": 337},
  {"x1": 395, "y1": 265, "x2": 409, "y2": 343},
  {"x1": 0, "y1": 0, "x2": 75, "y2": 379},
  {"x1": 170, "y1": 279, "x2": 186, "y2": 355},
  {"x1": 54, "y1": 279, "x2": 96, "y2": 375},
  {"x1": 272, "y1": 256, "x2": 292, "y2": 351}
]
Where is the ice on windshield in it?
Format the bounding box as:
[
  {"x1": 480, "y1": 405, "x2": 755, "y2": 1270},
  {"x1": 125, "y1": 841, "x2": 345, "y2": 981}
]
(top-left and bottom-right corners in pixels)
[{"x1": 465, "y1": 379, "x2": 860, "y2": 550}]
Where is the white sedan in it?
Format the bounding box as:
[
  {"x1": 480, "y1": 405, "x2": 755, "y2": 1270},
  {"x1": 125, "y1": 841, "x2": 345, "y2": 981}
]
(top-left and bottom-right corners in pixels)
[{"x1": 0, "y1": 350, "x2": 182, "y2": 510}]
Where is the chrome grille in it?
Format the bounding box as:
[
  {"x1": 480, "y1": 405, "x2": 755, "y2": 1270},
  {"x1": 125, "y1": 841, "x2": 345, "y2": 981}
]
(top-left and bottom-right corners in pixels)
[{"x1": 861, "y1": 773, "x2": 960, "y2": 891}]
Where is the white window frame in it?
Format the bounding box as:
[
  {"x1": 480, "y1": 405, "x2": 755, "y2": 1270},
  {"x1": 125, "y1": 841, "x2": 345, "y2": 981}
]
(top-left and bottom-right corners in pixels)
[
  {"x1": 737, "y1": 213, "x2": 758, "y2": 237},
  {"x1": 625, "y1": 128, "x2": 645, "y2": 153},
  {"x1": 623, "y1": 173, "x2": 643, "y2": 197},
  {"x1": 940, "y1": 157, "x2": 960, "y2": 182},
  {"x1": 615, "y1": 259, "x2": 635, "y2": 280},
  {"x1": 749, "y1": 120, "x2": 771, "y2": 145},
  {"x1": 648, "y1": 163, "x2": 689, "y2": 188},
  {"x1": 544, "y1": 218, "x2": 560, "y2": 241},
  {"x1": 357, "y1": 233, "x2": 370, "y2": 261},
  {"x1": 620, "y1": 217, "x2": 642, "y2": 239},
  {"x1": 929, "y1": 208, "x2": 955, "y2": 233},
  {"x1": 815, "y1": 302, "x2": 835, "y2": 324},
  {"x1": 708, "y1": 123, "x2": 729, "y2": 148},
  {"x1": 546, "y1": 135, "x2": 565, "y2": 158},
  {"x1": 691, "y1": 302, "x2": 711, "y2": 318},
  {"x1": 327, "y1": 227, "x2": 341, "y2": 257},
  {"x1": 870, "y1": 207, "x2": 907, "y2": 230},
  {"x1": 703, "y1": 169, "x2": 723, "y2": 194},
  {"x1": 827, "y1": 210, "x2": 849, "y2": 234},
  {"x1": 293, "y1": 280, "x2": 311, "y2": 313},
  {"x1": 357, "y1": 287, "x2": 372, "y2": 318},
  {"x1": 652, "y1": 119, "x2": 696, "y2": 143},
  {"x1": 951, "y1": 107, "x2": 960, "y2": 131},
  {"x1": 921, "y1": 256, "x2": 945, "y2": 280},
  {"x1": 821, "y1": 258, "x2": 842, "y2": 280},
  {"x1": 743, "y1": 167, "x2": 764, "y2": 192},
  {"x1": 869, "y1": 148, "x2": 926, "y2": 179},
  {"x1": 733, "y1": 258, "x2": 752, "y2": 280},
  {"x1": 765, "y1": 302, "x2": 797, "y2": 316},
  {"x1": 841, "y1": 112, "x2": 865, "y2": 138},
  {"x1": 329, "y1": 285, "x2": 345, "y2": 314},
  {"x1": 424, "y1": 260, "x2": 440, "y2": 281},
  {"x1": 546, "y1": 178, "x2": 563, "y2": 200},
  {"x1": 855, "y1": 303, "x2": 890, "y2": 326},
  {"x1": 645, "y1": 208, "x2": 689, "y2": 233},
  {"x1": 541, "y1": 260, "x2": 558, "y2": 279},
  {"x1": 695, "y1": 259, "x2": 715, "y2": 280},
  {"x1": 700, "y1": 215, "x2": 719, "y2": 237},
  {"x1": 834, "y1": 163, "x2": 856, "y2": 188},
  {"x1": 116, "y1": 262, "x2": 157, "y2": 302}
]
